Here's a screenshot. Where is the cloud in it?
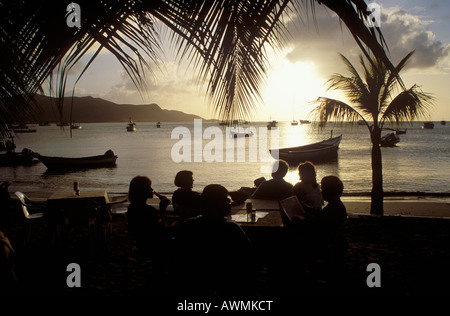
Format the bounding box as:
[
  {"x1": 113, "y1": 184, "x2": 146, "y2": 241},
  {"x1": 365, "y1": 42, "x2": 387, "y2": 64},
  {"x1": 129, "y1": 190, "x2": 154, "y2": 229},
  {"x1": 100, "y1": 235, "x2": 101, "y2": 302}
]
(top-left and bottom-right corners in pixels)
[
  {"x1": 381, "y1": 7, "x2": 449, "y2": 70},
  {"x1": 283, "y1": 3, "x2": 449, "y2": 76}
]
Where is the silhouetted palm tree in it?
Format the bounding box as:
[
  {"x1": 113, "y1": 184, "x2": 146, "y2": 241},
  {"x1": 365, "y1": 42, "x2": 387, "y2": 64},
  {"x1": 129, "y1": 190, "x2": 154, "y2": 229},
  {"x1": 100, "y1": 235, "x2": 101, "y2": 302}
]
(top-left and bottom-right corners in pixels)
[
  {"x1": 1, "y1": 0, "x2": 392, "y2": 138},
  {"x1": 310, "y1": 51, "x2": 434, "y2": 215}
]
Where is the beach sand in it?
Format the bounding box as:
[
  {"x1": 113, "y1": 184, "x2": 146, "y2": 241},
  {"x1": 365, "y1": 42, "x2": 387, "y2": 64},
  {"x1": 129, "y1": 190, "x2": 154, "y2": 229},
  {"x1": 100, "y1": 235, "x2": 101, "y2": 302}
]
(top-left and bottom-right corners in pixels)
[{"x1": 1, "y1": 194, "x2": 450, "y2": 298}]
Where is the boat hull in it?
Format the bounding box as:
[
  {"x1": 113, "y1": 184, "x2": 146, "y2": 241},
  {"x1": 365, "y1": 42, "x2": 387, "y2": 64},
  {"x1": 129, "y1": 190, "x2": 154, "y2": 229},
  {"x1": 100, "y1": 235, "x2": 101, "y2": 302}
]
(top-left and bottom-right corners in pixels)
[
  {"x1": 37, "y1": 154, "x2": 117, "y2": 170},
  {"x1": 270, "y1": 135, "x2": 342, "y2": 163}
]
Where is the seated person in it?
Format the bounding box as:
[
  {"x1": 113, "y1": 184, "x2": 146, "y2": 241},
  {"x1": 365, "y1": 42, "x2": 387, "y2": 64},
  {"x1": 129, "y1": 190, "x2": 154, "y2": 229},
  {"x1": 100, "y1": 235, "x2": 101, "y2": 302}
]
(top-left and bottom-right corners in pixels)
[
  {"x1": 172, "y1": 170, "x2": 201, "y2": 220},
  {"x1": 251, "y1": 160, "x2": 293, "y2": 200},
  {"x1": 126, "y1": 175, "x2": 171, "y2": 259},
  {"x1": 306, "y1": 175, "x2": 348, "y2": 245},
  {"x1": 292, "y1": 161, "x2": 323, "y2": 212},
  {"x1": 175, "y1": 184, "x2": 254, "y2": 295}
]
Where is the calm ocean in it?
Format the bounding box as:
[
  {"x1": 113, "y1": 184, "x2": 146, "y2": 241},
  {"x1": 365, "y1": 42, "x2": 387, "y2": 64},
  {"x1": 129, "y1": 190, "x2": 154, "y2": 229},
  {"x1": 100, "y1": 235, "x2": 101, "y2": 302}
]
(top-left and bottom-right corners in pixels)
[{"x1": 2, "y1": 120, "x2": 449, "y2": 197}]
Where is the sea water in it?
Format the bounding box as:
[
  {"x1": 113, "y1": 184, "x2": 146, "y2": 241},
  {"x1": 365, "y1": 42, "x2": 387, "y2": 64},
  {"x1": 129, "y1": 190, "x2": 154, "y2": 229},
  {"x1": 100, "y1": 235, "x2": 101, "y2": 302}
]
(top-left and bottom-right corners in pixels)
[{"x1": 2, "y1": 121, "x2": 449, "y2": 196}]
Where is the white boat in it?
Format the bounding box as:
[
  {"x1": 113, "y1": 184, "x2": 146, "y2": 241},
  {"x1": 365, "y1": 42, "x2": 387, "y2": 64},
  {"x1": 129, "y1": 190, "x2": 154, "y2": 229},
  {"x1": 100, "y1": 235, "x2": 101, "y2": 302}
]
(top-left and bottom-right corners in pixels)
[{"x1": 230, "y1": 130, "x2": 254, "y2": 138}]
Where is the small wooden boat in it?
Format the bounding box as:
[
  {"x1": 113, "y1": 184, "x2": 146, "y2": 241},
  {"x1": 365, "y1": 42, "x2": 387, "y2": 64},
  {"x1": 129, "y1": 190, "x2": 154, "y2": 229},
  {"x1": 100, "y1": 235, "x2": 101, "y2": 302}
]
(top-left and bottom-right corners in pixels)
[
  {"x1": 156, "y1": 121, "x2": 161, "y2": 128},
  {"x1": 70, "y1": 123, "x2": 82, "y2": 129},
  {"x1": 270, "y1": 135, "x2": 342, "y2": 163},
  {"x1": 422, "y1": 121, "x2": 434, "y2": 129},
  {"x1": 0, "y1": 148, "x2": 37, "y2": 166},
  {"x1": 35, "y1": 150, "x2": 118, "y2": 170},
  {"x1": 126, "y1": 118, "x2": 136, "y2": 132},
  {"x1": 440, "y1": 120, "x2": 446, "y2": 126},
  {"x1": 291, "y1": 120, "x2": 298, "y2": 126},
  {"x1": 380, "y1": 133, "x2": 400, "y2": 147}
]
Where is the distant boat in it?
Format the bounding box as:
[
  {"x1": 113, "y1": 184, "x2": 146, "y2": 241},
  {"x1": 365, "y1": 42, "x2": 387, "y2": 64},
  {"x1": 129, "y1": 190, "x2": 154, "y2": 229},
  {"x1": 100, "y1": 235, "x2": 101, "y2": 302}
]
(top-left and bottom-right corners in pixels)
[
  {"x1": 422, "y1": 121, "x2": 434, "y2": 129},
  {"x1": 357, "y1": 120, "x2": 365, "y2": 126},
  {"x1": 35, "y1": 149, "x2": 118, "y2": 170},
  {"x1": 385, "y1": 127, "x2": 407, "y2": 135},
  {"x1": 380, "y1": 133, "x2": 400, "y2": 147},
  {"x1": 70, "y1": 123, "x2": 82, "y2": 129},
  {"x1": 11, "y1": 124, "x2": 36, "y2": 133},
  {"x1": 127, "y1": 118, "x2": 136, "y2": 132},
  {"x1": 441, "y1": 120, "x2": 446, "y2": 125},
  {"x1": 300, "y1": 120, "x2": 311, "y2": 124},
  {"x1": 270, "y1": 134, "x2": 342, "y2": 163},
  {"x1": 267, "y1": 120, "x2": 277, "y2": 129},
  {"x1": 291, "y1": 98, "x2": 298, "y2": 125},
  {"x1": 156, "y1": 121, "x2": 161, "y2": 128},
  {"x1": 230, "y1": 129, "x2": 254, "y2": 138}
]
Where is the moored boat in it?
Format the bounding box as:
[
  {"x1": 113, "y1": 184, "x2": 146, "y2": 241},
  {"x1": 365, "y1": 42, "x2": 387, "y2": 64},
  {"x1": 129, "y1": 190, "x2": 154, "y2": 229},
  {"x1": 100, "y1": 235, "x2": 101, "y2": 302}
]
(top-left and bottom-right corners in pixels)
[
  {"x1": 380, "y1": 133, "x2": 400, "y2": 147},
  {"x1": 0, "y1": 148, "x2": 37, "y2": 166},
  {"x1": 127, "y1": 118, "x2": 136, "y2": 132},
  {"x1": 422, "y1": 121, "x2": 434, "y2": 129},
  {"x1": 230, "y1": 129, "x2": 254, "y2": 138},
  {"x1": 267, "y1": 120, "x2": 277, "y2": 129},
  {"x1": 270, "y1": 135, "x2": 342, "y2": 163},
  {"x1": 35, "y1": 149, "x2": 118, "y2": 170}
]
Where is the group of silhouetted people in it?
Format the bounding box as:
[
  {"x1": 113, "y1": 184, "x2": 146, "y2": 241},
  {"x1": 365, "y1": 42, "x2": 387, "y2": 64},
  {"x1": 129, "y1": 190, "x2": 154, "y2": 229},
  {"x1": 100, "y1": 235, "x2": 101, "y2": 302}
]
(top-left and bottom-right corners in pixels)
[{"x1": 125, "y1": 160, "x2": 347, "y2": 294}]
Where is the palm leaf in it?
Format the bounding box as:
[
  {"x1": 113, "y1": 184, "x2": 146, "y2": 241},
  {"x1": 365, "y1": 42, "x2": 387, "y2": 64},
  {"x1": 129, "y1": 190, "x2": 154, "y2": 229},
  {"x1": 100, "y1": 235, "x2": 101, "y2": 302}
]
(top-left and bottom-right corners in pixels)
[
  {"x1": 309, "y1": 96, "x2": 363, "y2": 126},
  {"x1": 381, "y1": 85, "x2": 435, "y2": 125}
]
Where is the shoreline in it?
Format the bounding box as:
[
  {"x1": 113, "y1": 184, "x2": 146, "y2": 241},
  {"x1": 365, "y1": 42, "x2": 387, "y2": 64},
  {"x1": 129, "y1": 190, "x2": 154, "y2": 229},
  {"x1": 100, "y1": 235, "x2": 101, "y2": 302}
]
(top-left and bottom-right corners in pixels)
[{"x1": 8, "y1": 186, "x2": 450, "y2": 219}]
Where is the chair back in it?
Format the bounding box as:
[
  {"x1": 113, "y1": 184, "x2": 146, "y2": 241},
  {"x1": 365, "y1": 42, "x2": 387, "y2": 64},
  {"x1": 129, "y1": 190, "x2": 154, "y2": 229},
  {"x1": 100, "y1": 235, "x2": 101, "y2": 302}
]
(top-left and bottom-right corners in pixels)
[
  {"x1": 62, "y1": 199, "x2": 100, "y2": 226},
  {"x1": 14, "y1": 192, "x2": 30, "y2": 218}
]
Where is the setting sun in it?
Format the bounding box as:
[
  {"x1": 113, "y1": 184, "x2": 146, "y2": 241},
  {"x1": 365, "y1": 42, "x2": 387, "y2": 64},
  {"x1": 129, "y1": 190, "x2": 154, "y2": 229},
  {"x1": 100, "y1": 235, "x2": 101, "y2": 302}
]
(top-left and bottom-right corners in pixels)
[{"x1": 261, "y1": 55, "x2": 325, "y2": 122}]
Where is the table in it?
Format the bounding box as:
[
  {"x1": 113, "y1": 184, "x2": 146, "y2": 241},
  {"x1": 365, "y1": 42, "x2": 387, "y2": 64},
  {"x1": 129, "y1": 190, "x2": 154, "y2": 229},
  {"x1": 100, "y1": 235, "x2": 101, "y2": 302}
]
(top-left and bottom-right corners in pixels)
[
  {"x1": 229, "y1": 199, "x2": 283, "y2": 228},
  {"x1": 46, "y1": 190, "x2": 111, "y2": 225}
]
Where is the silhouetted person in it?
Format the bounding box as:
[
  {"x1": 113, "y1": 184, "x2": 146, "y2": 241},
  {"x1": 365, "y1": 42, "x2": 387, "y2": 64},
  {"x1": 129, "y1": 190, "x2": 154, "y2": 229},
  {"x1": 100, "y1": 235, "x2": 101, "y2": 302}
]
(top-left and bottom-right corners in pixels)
[
  {"x1": 172, "y1": 170, "x2": 201, "y2": 221},
  {"x1": 251, "y1": 160, "x2": 293, "y2": 200},
  {"x1": 292, "y1": 161, "x2": 323, "y2": 212},
  {"x1": 175, "y1": 184, "x2": 254, "y2": 296},
  {"x1": 127, "y1": 175, "x2": 171, "y2": 260},
  {"x1": 303, "y1": 176, "x2": 348, "y2": 283}
]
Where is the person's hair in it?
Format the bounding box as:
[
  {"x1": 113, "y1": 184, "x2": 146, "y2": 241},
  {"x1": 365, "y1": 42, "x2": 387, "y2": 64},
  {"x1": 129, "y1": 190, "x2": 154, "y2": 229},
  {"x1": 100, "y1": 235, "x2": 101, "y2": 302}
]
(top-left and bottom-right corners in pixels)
[
  {"x1": 174, "y1": 170, "x2": 194, "y2": 188},
  {"x1": 321, "y1": 175, "x2": 344, "y2": 198},
  {"x1": 200, "y1": 184, "x2": 229, "y2": 217},
  {"x1": 297, "y1": 161, "x2": 317, "y2": 185},
  {"x1": 272, "y1": 160, "x2": 289, "y2": 179},
  {"x1": 128, "y1": 175, "x2": 152, "y2": 204}
]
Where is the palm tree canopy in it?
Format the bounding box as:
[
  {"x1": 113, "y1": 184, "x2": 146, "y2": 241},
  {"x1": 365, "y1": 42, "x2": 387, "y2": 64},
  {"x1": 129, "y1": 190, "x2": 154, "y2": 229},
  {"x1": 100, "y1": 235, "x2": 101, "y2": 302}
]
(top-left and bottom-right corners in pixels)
[
  {"x1": 1, "y1": 0, "x2": 393, "y2": 137},
  {"x1": 311, "y1": 51, "x2": 434, "y2": 129}
]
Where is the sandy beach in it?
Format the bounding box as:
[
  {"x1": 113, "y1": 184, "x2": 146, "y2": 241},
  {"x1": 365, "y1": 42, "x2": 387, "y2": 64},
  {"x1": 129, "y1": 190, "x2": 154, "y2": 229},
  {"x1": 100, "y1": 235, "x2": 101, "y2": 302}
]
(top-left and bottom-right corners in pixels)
[{"x1": 1, "y1": 192, "x2": 450, "y2": 298}]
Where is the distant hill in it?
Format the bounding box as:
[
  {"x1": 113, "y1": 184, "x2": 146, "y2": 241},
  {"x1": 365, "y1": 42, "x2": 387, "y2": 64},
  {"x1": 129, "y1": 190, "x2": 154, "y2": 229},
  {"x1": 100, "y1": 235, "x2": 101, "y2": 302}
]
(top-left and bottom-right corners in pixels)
[{"x1": 30, "y1": 94, "x2": 204, "y2": 123}]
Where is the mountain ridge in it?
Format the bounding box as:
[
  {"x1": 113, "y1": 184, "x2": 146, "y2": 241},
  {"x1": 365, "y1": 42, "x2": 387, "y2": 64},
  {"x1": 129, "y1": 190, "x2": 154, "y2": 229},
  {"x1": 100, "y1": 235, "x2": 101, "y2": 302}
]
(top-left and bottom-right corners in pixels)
[{"x1": 31, "y1": 94, "x2": 205, "y2": 123}]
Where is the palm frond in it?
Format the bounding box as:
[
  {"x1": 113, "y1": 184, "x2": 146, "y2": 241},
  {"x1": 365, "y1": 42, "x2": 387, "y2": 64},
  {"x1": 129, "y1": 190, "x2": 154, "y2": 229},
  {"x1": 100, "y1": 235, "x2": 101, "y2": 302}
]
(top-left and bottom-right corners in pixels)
[
  {"x1": 309, "y1": 97, "x2": 363, "y2": 126},
  {"x1": 381, "y1": 85, "x2": 435, "y2": 125}
]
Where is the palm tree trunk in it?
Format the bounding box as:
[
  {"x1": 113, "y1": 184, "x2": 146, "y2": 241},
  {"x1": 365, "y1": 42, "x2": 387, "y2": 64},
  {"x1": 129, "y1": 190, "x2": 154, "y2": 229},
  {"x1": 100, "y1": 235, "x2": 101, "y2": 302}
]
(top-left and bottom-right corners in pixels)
[{"x1": 370, "y1": 131, "x2": 384, "y2": 215}]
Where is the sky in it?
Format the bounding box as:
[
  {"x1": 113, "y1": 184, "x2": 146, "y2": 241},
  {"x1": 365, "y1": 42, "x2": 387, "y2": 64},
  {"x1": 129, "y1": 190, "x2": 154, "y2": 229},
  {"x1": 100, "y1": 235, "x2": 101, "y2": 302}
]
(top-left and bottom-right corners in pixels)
[{"x1": 61, "y1": 0, "x2": 450, "y2": 122}]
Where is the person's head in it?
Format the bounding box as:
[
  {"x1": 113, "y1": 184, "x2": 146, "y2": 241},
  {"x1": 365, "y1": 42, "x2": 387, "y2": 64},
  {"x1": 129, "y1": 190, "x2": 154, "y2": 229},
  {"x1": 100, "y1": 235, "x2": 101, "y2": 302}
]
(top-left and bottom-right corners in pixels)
[
  {"x1": 271, "y1": 160, "x2": 289, "y2": 180},
  {"x1": 321, "y1": 175, "x2": 344, "y2": 202},
  {"x1": 174, "y1": 170, "x2": 194, "y2": 189},
  {"x1": 200, "y1": 184, "x2": 231, "y2": 218},
  {"x1": 297, "y1": 161, "x2": 317, "y2": 184},
  {"x1": 128, "y1": 175, "x2": 153, "y2": 204}
]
